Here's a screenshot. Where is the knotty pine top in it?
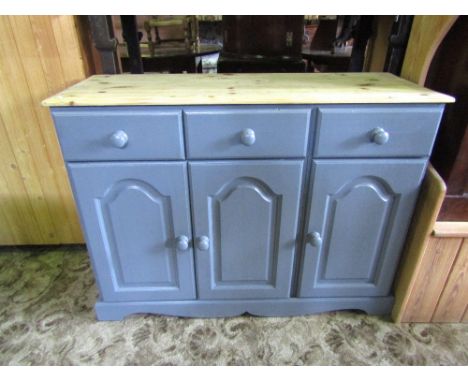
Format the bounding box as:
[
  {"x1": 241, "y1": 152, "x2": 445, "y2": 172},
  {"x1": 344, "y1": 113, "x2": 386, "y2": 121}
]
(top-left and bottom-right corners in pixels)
[{"x1": 42, "y1": 73, "x2": 455, "y2": 107}]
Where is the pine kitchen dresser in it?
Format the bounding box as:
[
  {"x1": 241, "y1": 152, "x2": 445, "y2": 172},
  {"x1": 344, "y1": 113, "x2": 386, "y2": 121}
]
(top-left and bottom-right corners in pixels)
[{"x1": 42, "y1": 73, "x2": 454, "y2": 320}]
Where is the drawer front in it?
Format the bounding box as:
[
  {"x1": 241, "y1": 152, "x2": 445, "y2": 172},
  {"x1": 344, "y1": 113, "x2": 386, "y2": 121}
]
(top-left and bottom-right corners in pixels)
[
  {"x1": 314, "y1": 105, "x2": 444, "y2": 158},
  {"x1": 184, "y1": 108, "x2": 311, "y2": 159},
  {"x1": 52, "y1": 107, "x2": 184, "y2": 161}
]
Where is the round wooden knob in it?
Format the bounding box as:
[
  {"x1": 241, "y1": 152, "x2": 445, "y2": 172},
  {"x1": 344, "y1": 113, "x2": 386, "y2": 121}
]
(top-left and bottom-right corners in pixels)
[
  {"x1": 196, "y1": 236, "x2": 210, "y2": 251},
  {"x1": 110, "y1": 130, "x2": 129, "y2": 148},
  {"x1": 306, "y1": 232, "x2": 322, "y2": 247},
  {"x1": 371, "y1": 127, "x2": 389, "y2": 145},
  {"x1": 240, "y1": 128, "x2": 256, "y2": 146},
  {"x1": 176, "y1": 235, "x2": 189, "y2": 251}
]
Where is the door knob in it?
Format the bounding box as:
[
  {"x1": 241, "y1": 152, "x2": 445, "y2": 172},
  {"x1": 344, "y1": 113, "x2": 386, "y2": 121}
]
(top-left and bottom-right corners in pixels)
[
  {"x1": 110, "y1": 130, "x2": 129, "y2": 148},
  {"x1": 370, "y1": 127, "x2": 389, "y2": 145},
  {"x1": 240, "y1": 128, "x2": 256, "y2": 146},
  {"x1": 306, "y1": 232, "x2": 322, "y2": 247},
  {"x1": 176, "y1": 235, "x2": 190, "y2": 251},
  {"x1": 196, "y1": 236, "x2": 210, "y2": 251}
]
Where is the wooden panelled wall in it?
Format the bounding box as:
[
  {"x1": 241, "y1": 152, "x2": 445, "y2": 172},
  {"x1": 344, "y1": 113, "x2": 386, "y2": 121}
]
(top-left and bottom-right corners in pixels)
[
  {"x1": 396, "y1": 231, "x2": 468, "y2": 323},
  {"x1": 392, "y1": 165, "x2": 468, "y2": 323},
  {"x1": 0, "y1": 16, "x2": 90, "y2": 244},
  {"x1": 393, "y1": 15, "x2": 467, "y2": 323}
]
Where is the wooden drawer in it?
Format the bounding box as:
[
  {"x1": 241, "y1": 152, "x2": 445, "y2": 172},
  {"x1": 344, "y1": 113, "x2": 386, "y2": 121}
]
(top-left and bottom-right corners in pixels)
[
  {"x1": 184, "y1": 107, "x2": 311, "y2": 159},
  {"x1": 52, "y1": 107, "x2": 184, "y2": 161},
  {"x1": 314, "y1": 105, "x2": 444, "y2": 158}
]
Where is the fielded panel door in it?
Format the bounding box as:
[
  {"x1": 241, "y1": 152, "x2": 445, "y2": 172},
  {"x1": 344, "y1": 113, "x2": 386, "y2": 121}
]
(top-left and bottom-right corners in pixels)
[
  {"x1": 189, "y1": 160, "x2": 304, "y2": 299},
  {"x1": 298, "y1": 159, "x2": 427, "y2": 298},
  {"x1": 68, "y1": 162, "x2": 196, "y2": 302}
]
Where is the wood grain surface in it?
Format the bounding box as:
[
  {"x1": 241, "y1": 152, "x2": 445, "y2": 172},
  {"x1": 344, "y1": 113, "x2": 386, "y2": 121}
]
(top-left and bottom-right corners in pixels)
[
  {"x1": 401, "y1": 16, "x2": 458, "y2": 85},
  {"x1": 0, "y1": 16, "x2": 87, "y2": 244},
  {"x1": 42, "y1": 72, "x2": 454, "y2": 107},
  {"x1": 392, "y1": 165, "x2": 446, "y2": 322},
  {"x1": 395, "y1": 224, "x2": 468, "y2": 323},
  {"x1": 432, "y1": 240, "x2": 468, "y2": 322},
  {"x1": 393, "y1": 17, "x2": 468, "y2": 323},
  {"x1": 397, "y1": 237, "x2": 462, "y2": 322}
]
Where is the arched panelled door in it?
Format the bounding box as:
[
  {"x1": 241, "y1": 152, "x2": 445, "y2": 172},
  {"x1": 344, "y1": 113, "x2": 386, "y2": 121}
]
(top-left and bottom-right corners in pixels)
[
  {"x1": 298, "y1": 159, "x2": 427, "y2": 298},
  {"x1": 189, "y1": 160, "x2": 303, "y2": 300},
  {"x1": 68, "y1": 162, "x2": 196, "y2": 302}
]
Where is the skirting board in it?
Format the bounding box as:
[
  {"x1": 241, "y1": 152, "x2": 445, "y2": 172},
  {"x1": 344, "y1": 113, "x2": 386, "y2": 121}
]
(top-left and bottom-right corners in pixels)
[{"x1": 95, "y1": 296, "x2": 395, "y2": 321}]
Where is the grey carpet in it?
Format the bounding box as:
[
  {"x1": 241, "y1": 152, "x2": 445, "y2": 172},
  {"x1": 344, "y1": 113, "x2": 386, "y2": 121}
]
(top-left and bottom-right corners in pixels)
[{"x1": 0, "y1": 246, "x2": 467, "y2": 365}]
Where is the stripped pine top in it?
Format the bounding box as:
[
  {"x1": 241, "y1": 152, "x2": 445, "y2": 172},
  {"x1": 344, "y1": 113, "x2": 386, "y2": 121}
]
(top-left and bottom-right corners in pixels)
[{"x1": 42, "y1": 72, "x2": 455, "y2": 107}]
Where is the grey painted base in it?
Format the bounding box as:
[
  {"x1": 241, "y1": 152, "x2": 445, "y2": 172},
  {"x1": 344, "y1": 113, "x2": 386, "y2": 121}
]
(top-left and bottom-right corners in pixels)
[{"x1": 95, "y1": 296, "x2": 395, "y2": 321}]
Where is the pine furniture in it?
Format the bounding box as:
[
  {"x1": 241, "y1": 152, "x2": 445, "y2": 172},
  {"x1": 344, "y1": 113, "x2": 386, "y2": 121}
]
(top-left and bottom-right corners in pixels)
[{"x1": 43, "y1": 73, "x2": 453, "y2": 320}]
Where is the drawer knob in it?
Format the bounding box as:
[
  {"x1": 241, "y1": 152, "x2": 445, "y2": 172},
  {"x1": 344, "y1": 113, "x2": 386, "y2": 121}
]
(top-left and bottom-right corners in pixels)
[
  {"x1": 306, "y1": 232, "x2": 322, "y2": 247},
  {"x1": 240, "y1": 128, "x2": 256, "y2": 146},
  {"x1": 371, "y1": 127, "x2": 389, "y2": 145},
  {"x1": 110, "y1": 130, "x2": 129, "y2": 148},
  {"x1": 176, "y1": 235, "x2": 190, "y2": 251},
  {"x1": 196, "y1": 236, "x2": 210, "y2": 251}
]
